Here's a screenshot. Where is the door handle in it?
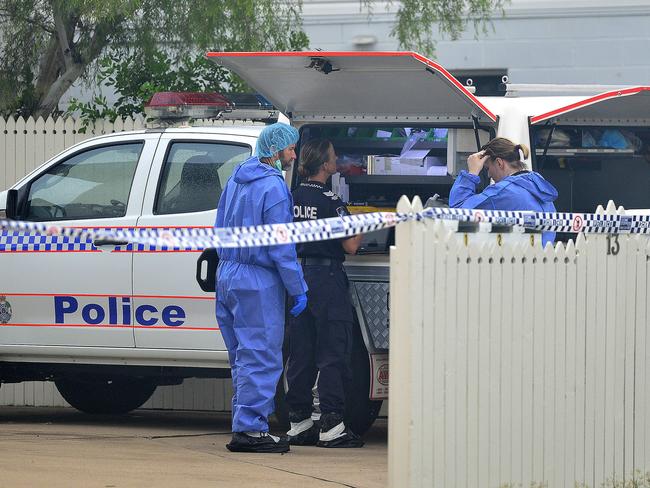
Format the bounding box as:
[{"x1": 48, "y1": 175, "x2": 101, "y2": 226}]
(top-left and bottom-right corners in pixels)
[{"x1": 93, "y1": 238, "x2": 129, "y2": 247}]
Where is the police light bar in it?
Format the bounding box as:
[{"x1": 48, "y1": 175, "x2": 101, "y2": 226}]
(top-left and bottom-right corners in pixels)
[
  {"x1": 218, "y1": 93, "x2": 278, "y2": 122},
  {"x1": 144, "y1": 92, "x2": 232, "y2": 120}
]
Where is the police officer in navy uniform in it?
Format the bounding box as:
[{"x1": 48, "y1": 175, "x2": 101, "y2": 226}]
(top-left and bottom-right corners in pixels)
[{"x1": 285, "y1": 138, "x2": 364, "y2": 448}]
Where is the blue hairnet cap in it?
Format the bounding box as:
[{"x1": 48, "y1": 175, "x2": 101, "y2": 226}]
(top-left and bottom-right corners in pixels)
[{"x1": 255, "y1": 122, "x2": 299, "y2": 158}]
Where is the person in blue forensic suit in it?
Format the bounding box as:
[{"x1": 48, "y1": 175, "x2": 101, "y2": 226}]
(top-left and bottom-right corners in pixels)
[
  {"x1": 449, "y1": 137, "x2": 559, "y2": 247},
  {"x1": 215, "y1": 122, "x2": 308, "y2": 454}
]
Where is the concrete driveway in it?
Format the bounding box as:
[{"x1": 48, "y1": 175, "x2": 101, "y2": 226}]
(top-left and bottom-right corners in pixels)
[{"x1": 0, "y1": 407, "x2": 387, "y2": 488}]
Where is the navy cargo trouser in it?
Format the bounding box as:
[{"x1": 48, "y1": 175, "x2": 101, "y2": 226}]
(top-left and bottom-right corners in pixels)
[{"x1": 285, "y1": 262, "x2": 353, "y2": 417}]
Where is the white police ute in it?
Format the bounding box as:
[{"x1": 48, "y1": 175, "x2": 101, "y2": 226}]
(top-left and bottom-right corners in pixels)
[{"x1": 2, "y1": 54, "x2": 650, "y2": 433}]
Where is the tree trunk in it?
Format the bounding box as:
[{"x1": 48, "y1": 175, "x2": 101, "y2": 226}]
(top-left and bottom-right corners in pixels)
[
  {"x1": 33, "y1": 62, "x2": 85, "y2": 118},
  {"x1": 32, "y1": 6, "x2": 115, "y2": 118}
]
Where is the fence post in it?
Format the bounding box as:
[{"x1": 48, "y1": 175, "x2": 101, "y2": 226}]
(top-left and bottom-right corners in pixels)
[{"x1": 389, "y1": 195, "x2": 416, "y2": 488}]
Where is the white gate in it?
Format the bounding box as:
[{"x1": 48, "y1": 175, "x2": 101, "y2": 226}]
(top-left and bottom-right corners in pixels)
[{"x1": 389, "y1": 197, "x2": 650, "y2": 488}]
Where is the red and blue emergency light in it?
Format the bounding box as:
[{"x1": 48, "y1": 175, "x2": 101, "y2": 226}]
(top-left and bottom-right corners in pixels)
[{"x1": 144, "y1": 92, "x2": 232, "y2": 120}]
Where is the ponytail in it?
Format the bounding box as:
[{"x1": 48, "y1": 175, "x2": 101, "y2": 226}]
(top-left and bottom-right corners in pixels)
[
  {"x1": 481, "y1": 137, "x2": 528, "y2": 171},
  {"x1": 514, "y1": 143, "x2": 530, "y2": 160}
]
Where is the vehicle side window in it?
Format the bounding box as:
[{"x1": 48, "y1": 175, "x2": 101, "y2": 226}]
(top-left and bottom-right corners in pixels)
[
  {"x1": 25, "y1": 143, "x2": 143, "y2": 221},
  {"x1": 155, "y1": 142, "x2": 250, "y2": 215}
]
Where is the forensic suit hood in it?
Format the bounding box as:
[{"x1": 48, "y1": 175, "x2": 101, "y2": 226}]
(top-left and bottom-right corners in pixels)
[
  {"x1": 216, "y1": 156, "x2": 307, "y2": 297},
  {"x1": 449, "y1": 170, "x2": 559, "y2": 247},
  {"x1": 507, "y1": 172, "x2": 558, "y2": 204}
]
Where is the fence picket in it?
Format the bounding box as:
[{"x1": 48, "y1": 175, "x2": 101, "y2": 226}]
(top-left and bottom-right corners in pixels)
[
  {"x1": 388, "y1": 195, "x2": 414, "y2": 487},
  {"x1": 455, "y1": 238, "x2": 470, "y2": 488},
  {"x1": 0, "y1": 117, "x2": 6, "y2": 190},
  {"x1": 564, "y1": 239, "x2": 578, "y2": 485},
  {"x1": 73, "y1": 118, "x2": 87, "y2": 144},
  {"x1": 24, "y1": 116, "x2": 36, "y2": 173},
  {"x1": 14, "y1": 117, "x2": 26, "y2": 184},
  {"x1": 488, "y1": 242, "x2": 502, "y2": 488},
  {"x1": 5, "y1": 117, "x2": 16, "y2": 189},
  {"x1": 430, "y1": 220, "x2": 445, "y2": 488},
  {"x1": 113, "y1": 118, "x2": 124, "y2": 133},
  {"x1": 635, "y1": 237, "x2": 649, "y2": 475},
  {"x1": 553, "y1": 243, "x2": 568, "y2": 487},
  {"x1": 466, "y1": 240, "x2": 482, "y2": 488},
  {"x1": 444, "y1": 228, "x2": 460, "y2": 488},
  {"x1": 623, "y1": 222, "x2": 637, "y2": 482}
]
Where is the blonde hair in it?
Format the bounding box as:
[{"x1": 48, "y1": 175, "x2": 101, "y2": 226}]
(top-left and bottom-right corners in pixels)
[{"x1": 481, "y1": 137, "x2": 529, "y2": 171}]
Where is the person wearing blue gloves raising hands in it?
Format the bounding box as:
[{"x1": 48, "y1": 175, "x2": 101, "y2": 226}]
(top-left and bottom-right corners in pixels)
[{"x1": 215, "y1": 123, "x2": 308, "y2": 454}]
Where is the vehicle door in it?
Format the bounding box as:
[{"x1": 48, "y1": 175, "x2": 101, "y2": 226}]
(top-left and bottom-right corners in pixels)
[
  {"x1": 133, "y1": 131, "x2": 256, "y2": 350},
  {"x1": 529, "y1": 86, "x2": 650, "y2": 213},
  {"x1": 0, "y1": 132, "x2": 160, "y2": 347}
]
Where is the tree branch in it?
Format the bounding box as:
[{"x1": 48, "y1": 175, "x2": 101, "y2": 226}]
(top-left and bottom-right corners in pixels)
[
  {"x1": 53, "y1": 5, "x2": 73, "y2": 71},
  {"x1": 35, "y1": 17, "x2": 123, "y2": 116},
  {"x1": 0, "y1": 8, "x2": 54, "y2": 34}
]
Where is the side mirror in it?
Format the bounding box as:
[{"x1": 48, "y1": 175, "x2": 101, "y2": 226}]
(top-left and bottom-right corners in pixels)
[{"x1": 5, "y1": 189, "x2": 18, "y2": 220}]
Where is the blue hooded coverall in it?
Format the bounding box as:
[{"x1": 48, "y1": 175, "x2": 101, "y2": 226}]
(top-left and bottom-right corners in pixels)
[
  {"x1": 449, "y1": 170, "x2": 559, "y2": 247},
  {"x1": 216, "y1": 157, "x2": 308, "y2": 433}
]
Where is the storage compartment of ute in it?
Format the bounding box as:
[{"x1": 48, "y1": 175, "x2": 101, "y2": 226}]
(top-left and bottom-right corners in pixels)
[
  {"x1": 532, "y1": 125, "x2": 650, "y2": 213},
  {"x1": 295, "y1": 124, "x2": 491, "y2": 254}
]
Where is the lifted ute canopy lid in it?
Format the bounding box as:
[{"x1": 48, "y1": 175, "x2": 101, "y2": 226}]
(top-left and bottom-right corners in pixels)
[
  {"x1": 531, "y1": 86, "x2": 650, "y2": 125},
  {"x1": 206, "y1": 51, "x2": 496, "y2": 123}
]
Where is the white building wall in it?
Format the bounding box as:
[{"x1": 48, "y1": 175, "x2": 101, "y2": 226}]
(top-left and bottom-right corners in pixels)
[{"x1": 301, "y1": 0, "x2": 650, "y2": 85}]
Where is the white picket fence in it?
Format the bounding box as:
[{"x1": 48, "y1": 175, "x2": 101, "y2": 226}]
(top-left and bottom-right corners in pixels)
[
  {"x1": 0, "y1": 115, "x2": 261, "y2": 191},
  {"x1": 0, "y1": 116, "x2": 146, "y2": 192},
  {"x1": 389, "y1": 197, "x2": 650, "y2": 488}
]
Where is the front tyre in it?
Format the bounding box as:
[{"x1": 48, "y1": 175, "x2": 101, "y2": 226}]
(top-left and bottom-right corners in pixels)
[{"x1": 55, "y1": 376, "x2": 157, "y2": 415}]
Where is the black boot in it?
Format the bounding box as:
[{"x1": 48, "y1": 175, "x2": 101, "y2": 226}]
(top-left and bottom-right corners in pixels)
[
  {"x1": 316, "y1": 412, "x2": 364, "y2": 448},
  {"x1": 226, "y1": 432, "x2": 290, "y2": 453},
  {"x1": 287, "y1": 411, "x2": 319, "y2": 446}
]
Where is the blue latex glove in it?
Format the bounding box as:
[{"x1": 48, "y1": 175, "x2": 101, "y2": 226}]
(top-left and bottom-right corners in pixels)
[{"x1": 290, "y1": 293, "x2": 307, "y2": 317}]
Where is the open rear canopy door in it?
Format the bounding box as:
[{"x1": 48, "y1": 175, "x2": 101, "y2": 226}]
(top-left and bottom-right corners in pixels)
[
  {"x1": 207, "y1": 51, "x2": 496, "y2": 124},
  {"x1": 531, "y1": 87, "x2": 650, "y2": 125}
]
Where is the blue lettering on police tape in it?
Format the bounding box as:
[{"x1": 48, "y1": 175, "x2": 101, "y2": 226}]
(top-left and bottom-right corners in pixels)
[
  {"x1": 540, "y1": 218, "x2": 567, "y2": 227},
  {"x1": 523, "y1": 215, "x2": 536, "y2": 228},
  {"x1": 492, "y1": 216, "x2": 519, "y2": 226},
  {"x1": 54, "y1": 296, "x2": 186, "y2": 327},
  {"x1": 619, "y1": 216, "x2": 633, "y2": 231}
]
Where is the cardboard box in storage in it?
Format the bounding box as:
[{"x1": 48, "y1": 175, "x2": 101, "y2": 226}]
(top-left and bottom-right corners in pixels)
[{"x1": 373, "y1": 156, "x2": 400, "y2": 175}]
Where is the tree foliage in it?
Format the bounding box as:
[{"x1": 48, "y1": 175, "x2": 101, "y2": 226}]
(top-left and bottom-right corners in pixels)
[
  {"x1": 364, "y1": 0, "x2": 507, "y2": 56},
  {"x1": 66, "y1": 51, "x2": 246, "y2": 125},
  {"x1": 0, "y1": 0, "x2": 505, "y2": 119},
  {"x1": 0, "y1": 0, "x2": 307, "y2": 117}
]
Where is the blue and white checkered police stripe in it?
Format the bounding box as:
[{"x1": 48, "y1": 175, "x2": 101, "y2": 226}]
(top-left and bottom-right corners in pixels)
[
  {"x1": 629, "y1": 215, "x2": 650, "y2": 233},
  {"x1": 2, "y1": 209, "x2": 650, "y2": 251}
]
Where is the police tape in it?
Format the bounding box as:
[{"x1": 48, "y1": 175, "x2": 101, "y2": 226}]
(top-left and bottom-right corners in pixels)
[{"x1": 1, "y1": 207, "x2": 650, "y2": 251}]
